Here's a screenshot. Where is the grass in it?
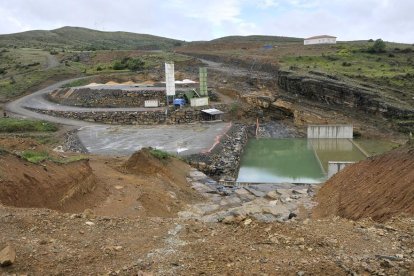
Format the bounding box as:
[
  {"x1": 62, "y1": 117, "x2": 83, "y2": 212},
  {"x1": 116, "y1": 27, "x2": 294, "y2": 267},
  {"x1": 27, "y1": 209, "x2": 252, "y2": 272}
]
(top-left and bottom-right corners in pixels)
[
  {"x1": 150, "y1": 148, "x2": 172, "y2": 160},
  {"x1": 280, "y1": 42, "x2": 414, "y2": 94},
  {"x1": 0, "y1": 45, "x2": 192, "y2": 102},
  {"x1": 61, "y1": 78, "x2": 90, "y2": 88},
  {"x1": 0, "y1": 118, "x2": 58, "y2": 133},
  {"x1": 0, "y1": 26, "x2": 183, "y2": 51},
  {"x1": 20, "y1": 150, "x2": 87, "y2": 164},
  {"x1": 20, "y1": 150, "x2": 49, "y2": 163}
]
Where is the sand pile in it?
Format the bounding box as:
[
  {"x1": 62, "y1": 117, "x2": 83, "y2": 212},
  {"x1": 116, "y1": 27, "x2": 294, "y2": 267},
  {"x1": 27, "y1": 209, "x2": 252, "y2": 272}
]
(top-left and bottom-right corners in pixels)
[{"x1": 313, "y1": 145, "x2": 414, "y2": 222}]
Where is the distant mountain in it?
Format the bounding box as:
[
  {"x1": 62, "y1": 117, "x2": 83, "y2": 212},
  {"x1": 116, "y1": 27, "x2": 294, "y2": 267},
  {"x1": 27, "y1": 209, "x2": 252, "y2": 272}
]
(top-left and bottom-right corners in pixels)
[
  {"x1": 0, "y1": 26, "x2": 184, "y2": 50},
  {"x1": 211, "y1": 35, "x2": 303, "y2": 43}
]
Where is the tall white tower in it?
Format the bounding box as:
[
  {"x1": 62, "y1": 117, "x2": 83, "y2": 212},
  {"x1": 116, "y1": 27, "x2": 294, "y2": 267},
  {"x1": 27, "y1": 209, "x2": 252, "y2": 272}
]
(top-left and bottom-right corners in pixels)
[{"x1": 165, "y1": 62, "x2": 176, "y2": 96}]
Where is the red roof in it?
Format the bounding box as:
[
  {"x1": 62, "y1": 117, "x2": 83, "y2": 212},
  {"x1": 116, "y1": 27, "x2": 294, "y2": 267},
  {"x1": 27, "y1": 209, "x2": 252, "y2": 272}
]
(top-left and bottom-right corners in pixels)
[{"x1": 305, "y1": 35, "x2": 337, "y2": 40}]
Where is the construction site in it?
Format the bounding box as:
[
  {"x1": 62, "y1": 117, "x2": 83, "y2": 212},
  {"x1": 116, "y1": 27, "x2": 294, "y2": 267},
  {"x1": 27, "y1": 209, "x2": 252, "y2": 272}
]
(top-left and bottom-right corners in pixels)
[{"x1": 0, "y1": 38, "x2": 413, "y2": 275}]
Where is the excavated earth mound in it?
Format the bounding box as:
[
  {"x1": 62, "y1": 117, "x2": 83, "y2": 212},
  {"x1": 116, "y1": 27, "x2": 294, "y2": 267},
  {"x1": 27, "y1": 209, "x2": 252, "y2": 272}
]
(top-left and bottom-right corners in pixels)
[
  {"x1": 313, "y1": 144, "x2": 414, "y2": 222},
  {"x1": 120, "y1": 148, "x2": 203, "y2": 217},
  {"x1": 0, "y1": 151, "x2": 106, "y2": 213}
]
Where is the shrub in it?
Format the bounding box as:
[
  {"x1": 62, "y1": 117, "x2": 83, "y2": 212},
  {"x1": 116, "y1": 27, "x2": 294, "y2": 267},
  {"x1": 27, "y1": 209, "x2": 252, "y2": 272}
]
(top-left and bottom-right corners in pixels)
[
  {"x1": 113, "y1": 60, "x2": 127, "y2": 70},
  {"x1": 113, "y1": 57, "x2": 145, "y2": 71},
  {"x1": 368, "y1": 39, "x2": 386, "y2": 53},
  {"x1": 368, "y1": 39, "x2": 374, "y2": 42},
  {"x1": 401, "y1": 48, "x2": 413, "y2": 53},
  {"x1": 96, "y1": 66, "x2": 103, "y2": 71},
  {"x1": 342, "y1": 61, "x2": 352, "y2": 67},
  {"x1": 126, "y1": 58, "x2": 145, "y2": 71}
]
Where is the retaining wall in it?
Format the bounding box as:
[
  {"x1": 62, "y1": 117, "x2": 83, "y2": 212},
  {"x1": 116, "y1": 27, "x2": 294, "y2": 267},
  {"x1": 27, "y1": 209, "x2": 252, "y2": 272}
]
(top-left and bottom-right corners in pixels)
[
  {"x1": 48, "y1": 88, "x2": 168, "y2": 108},
  {"x1": 26, "y1": 105, "x2": 229, "y2": 125},
  {"x1": 328, "y1": 161, "x2": 355, "y2": 178},
  {"x1": 187, "y1": 124, "x2": 248, "y2": 180}
]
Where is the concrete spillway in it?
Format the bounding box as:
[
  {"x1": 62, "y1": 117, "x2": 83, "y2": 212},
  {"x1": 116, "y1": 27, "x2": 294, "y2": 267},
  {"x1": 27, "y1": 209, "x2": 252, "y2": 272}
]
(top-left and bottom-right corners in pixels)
[{"x1": 307, "y1": 125, "x2": 353, "y2": 139}]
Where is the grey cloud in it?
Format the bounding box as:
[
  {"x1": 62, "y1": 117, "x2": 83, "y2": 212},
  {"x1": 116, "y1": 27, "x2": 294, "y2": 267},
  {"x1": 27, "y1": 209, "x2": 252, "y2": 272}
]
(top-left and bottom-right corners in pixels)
[{"x1": 0, "y1": 0, "x2": 412, "y2": 43}]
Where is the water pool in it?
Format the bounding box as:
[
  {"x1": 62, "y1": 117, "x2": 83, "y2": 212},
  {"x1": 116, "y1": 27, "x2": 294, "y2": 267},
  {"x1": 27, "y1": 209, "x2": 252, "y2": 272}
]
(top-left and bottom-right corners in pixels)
[{"x1": 237, "y1": 138, "x2": 367, "y2": 184}]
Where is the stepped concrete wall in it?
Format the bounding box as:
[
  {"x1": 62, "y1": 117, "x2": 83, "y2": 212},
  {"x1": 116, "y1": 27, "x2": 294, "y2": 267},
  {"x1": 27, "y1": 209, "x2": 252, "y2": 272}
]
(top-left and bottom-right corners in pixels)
[{"x1": 307, "y1": 125, "x2": 353, "y2": 139}]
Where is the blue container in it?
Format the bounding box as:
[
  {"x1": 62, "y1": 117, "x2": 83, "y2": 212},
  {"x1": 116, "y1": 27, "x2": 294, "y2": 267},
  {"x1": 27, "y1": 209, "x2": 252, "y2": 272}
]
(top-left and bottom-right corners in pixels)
[{"x1": 173, "y1": 98, "x2": 186, "y2": 107}]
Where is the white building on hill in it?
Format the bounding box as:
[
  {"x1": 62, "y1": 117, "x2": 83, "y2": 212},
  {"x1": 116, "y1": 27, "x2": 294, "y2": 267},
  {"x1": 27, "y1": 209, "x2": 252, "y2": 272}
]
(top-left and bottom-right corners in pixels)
[{"x1": 304, "y1": 35, "x2": 337, "y2": 45}]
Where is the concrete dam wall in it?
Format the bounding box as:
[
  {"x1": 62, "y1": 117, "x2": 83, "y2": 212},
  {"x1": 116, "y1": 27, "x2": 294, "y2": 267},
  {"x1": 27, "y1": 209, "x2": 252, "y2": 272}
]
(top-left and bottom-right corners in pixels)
[{"x1": 307, "y1": 125, "x2": 353, "y2": 139}]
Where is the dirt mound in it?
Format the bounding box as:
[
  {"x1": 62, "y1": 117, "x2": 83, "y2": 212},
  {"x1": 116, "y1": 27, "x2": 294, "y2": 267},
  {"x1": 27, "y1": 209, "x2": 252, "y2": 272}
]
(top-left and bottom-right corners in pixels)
[
  {"x1": 313, "y1": 145, "x2": 414, "y2": 222},
  {"x1": 121, "y1": 148, "x2": 203, "y2": 217},
  {"x1": 0, "y1": 152, "x2": 107, "y2": 213}
]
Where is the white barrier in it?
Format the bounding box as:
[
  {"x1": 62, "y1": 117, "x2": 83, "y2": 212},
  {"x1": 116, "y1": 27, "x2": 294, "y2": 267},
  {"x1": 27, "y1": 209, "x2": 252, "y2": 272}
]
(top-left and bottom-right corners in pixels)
[
  {"x1": 190, "y1": 97, "x2": 209, "y2": 107},
  {"x1": 307, "y1": 125, "x2": 353, "y2": 139},
  {"x1": 144, "y1": 100, "x2": 159, "y2": 108},
  {"x1": 327, "y1": 161, "x2": 355, "y2": 178}
]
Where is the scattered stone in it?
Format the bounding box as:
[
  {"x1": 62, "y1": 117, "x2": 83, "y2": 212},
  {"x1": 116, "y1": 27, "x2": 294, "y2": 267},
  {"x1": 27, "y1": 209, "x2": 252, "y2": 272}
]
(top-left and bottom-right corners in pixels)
[
  {"x1": 0, "y1": 245, "x2": 16, "y2": 267},
  {"x1": 244, "y1": 218, "x2": 252, "y2": 225},
  {"x1": 85, "y1": 221, "x2": 95, "y2": 226},
  {"x1": 266, "y1": 191, "x2": 279, "y2": 200},
  {"x1": 245, "y1": 187, "x2": 265, "y2": 197},
  {"x1": 261, "y1": 205, "x2": 290, "y2": 217},
  {"x1": 114, "y1": 185, "x2": 124, "y2": 190},
  {"x1": 292, "y1": 189, "x2": 308, "y2": 195},
  {"x1": 235, "y1": 188, "x2": 250, "y2": 196}
]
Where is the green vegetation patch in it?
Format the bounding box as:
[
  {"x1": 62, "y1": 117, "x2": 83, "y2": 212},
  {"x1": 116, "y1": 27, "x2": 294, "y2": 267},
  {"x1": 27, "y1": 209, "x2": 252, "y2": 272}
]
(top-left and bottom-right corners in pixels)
[
  {"x1": 149, "y1": 148, "x2": 172, "y2": 160},
  {"x1": 0, "y1": 118, "x2": 58, "y2": 133},
  {"x1": 61, "y1": 78, "x2": 90, "y2": 88},
  {"x1": 20, "y1": 150, "x2": 49, "y2": 163},
  {"x1": 20, "y1": 150, "x2": 87, "y2": 164},
  {"x1": 280, "y1": 41, "x2": 414, "y2": 106}
]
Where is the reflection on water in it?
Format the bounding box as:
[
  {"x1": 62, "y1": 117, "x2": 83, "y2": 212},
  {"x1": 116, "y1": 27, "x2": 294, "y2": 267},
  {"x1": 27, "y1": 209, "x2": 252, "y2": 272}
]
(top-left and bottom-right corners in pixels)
[
  {"x1": 237, "y1": 138, "x2": 367, "y2": 184},
  {"x1": 308, "y1": 139, "x2": 366, "y2": 172}
]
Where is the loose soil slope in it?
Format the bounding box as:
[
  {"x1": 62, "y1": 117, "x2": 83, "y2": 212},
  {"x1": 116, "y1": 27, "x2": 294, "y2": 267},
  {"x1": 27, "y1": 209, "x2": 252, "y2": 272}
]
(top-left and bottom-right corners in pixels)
[
  {"x1": 313, "y1": 144, "x2": 414, "y2": 222},
  {"x1": 119, "y1": 148, "x2": 203, "y2": 217},
  {"x1": 0, "y1": 151, "x2": 106, "y2": 213}
]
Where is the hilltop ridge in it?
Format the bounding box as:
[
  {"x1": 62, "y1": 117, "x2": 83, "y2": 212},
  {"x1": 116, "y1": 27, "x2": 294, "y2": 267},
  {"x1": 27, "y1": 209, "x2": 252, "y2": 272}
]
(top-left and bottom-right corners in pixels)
[{"x1": 0, "y1": 26, "x2": 183, "y2": 50}]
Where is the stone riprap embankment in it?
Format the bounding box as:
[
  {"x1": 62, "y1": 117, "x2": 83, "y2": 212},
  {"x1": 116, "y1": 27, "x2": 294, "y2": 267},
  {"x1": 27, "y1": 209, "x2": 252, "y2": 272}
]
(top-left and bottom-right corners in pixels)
[
  {"x1": 182, "y1": 168, "x2": 316, "y2": 223},
  {"x1": 187, "y1": 124, "x2": 248, "y2": 181},
  {"x1": 26, "y1": 105, "x2": 228, "y2": 125},
  {"x1": 48, "y1": 87, "x2": 168, "y2": 108}
]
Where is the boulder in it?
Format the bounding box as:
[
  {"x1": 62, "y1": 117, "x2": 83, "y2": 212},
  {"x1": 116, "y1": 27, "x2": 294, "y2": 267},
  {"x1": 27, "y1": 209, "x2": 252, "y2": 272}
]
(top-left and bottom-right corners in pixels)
[
  {"x1": 0, "y1": 245, "x2": 16, "y2": 267},
  {"x1": 266, "y1": 191, "x2": 280, "y2": 200}
]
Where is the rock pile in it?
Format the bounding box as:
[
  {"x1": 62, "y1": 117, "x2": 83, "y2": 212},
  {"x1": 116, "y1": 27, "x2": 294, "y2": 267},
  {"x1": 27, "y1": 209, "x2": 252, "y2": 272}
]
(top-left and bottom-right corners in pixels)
[
  {"x1": 180, "y1": 168, "x2": 316, "y2": 223},
  {"x1": 188, "y1": 124, "x2": 248, "y2": 180}
]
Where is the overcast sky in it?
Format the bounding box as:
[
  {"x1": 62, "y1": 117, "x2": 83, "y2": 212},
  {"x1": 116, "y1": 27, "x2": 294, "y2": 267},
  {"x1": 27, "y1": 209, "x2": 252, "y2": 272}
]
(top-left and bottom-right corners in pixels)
[{"x1": 0, "y1": 0, "x2": 413, "y2": 43}]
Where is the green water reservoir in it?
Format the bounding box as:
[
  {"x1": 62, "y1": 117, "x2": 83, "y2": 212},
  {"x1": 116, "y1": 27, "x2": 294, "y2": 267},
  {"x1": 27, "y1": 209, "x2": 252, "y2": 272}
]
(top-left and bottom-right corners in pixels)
[{"x1": 237, "y1": 138, "x2": 368, "y2": 184}]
